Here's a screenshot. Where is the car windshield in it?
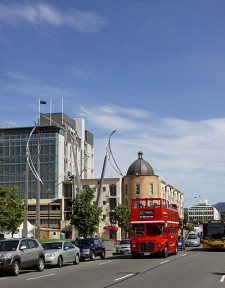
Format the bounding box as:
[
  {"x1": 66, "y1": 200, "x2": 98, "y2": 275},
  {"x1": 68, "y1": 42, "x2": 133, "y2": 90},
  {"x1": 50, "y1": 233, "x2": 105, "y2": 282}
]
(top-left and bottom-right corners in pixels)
[
  {"x1": 0, "y1": 240, "x2": 19, "y2": 251},
  {"x1": 188, "y1": 236, "x2": 197, "y2": 239},
  {"x1": 75, "y1": 239, "x2": 94, "y2": 246},
  {"x1": 119, "y1": 240, "x2": 130, "y2": 245},
  {"x1": 42, "y1": 242, "x2": 62, "y2": 250}
]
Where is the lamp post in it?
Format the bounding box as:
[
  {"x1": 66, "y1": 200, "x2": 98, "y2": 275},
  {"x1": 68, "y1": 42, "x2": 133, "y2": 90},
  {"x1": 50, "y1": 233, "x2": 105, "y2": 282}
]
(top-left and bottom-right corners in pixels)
[{"x1": 96, "y1": 130, "x2": 116, "y2": 207}]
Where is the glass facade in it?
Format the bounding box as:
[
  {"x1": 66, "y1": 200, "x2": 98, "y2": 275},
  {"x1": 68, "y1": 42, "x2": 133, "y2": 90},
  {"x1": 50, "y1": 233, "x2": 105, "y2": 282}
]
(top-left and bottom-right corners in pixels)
[{"x1": 0, "y1": 128, "x2": 59, "y2": 199}]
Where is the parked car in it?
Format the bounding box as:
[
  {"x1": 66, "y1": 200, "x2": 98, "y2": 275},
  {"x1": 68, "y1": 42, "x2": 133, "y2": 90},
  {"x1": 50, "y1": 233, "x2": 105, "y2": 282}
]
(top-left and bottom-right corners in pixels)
[
  {"x1": 74, "y1": 238, "x2": 105, "y2": 261},
  {"x1": 116, "y1": 239, "x2": 131, "y2": 253},
  {"x1": 185, "y1": 235, "x2": 201, "y2": 247},
  {"x1": 42, "y1": 241, "x2": 80, "y2": 267},
  {"x1": 178, "y1": 235, "x2": 185, "y2": 250},
  {"x1": 0, "y1": 238, "x2": 45, "y2": 276}
]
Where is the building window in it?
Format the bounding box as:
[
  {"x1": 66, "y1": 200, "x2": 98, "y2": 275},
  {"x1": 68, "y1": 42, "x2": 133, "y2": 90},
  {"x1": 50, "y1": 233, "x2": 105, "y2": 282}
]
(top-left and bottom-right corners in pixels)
[
  {"x1": 136, "y1": 183, "x2": 140, "y2": 195},
  {"x1": 40, "y1": 219, "x2": 49, "y2": 225},
  {"x1": 149, "y1": 183, "x2": 153, "y2": 195},
  {"x1": 52, "y1": 205, "x2": 60, "y2": 210},
  {"x1": 109, "y1": 212, "x2": 116, "y2": 224},
  {"x1": 51, "y1": 219, "x2": 60, "y2": 225},
  {"x1": 125, "y1": 198, "x2": 128, "y2": 207},
  {"x1": 103, "y1": 187, "x2": 106, "y2": 192},
  {"x1": 125, "y1": 184, "x2": 128, "y2": 196},
  {"x1": 103, "y1": 201, "x2": 106, "y2": 205},
  {"x1": 110, "y1": 185, "x2": 116, "y2": 196},
  {"x1": 109, "y1": 198, "x2": 117, "y2": 210},
  {"x1": 28, "y1": 205, "x2": 36, "y2": 211}
]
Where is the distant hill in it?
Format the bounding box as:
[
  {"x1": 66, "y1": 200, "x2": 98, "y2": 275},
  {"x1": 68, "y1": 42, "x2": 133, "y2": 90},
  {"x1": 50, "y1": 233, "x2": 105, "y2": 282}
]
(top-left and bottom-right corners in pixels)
[{"x1": 213, "y1": 202, "x2": 225, "y2": 213}]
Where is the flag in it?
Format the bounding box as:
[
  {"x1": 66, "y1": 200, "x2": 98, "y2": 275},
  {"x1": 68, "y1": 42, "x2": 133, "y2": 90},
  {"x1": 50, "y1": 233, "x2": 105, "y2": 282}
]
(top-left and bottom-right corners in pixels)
[{"x1": 40, "y1": 100, "x2": 47, "y2": 104}]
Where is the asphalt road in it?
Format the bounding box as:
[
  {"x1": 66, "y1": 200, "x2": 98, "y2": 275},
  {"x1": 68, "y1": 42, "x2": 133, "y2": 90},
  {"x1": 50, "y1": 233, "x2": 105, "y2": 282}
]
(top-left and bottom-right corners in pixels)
[{"x1": 1, "y1": 246, "x2": 225, "y2": 288}]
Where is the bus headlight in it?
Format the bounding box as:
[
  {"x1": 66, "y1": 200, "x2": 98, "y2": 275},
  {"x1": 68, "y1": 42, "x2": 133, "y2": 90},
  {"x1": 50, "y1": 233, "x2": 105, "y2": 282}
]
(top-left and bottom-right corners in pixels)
[
  {"x1": 158, "y1": 244, "x2": 162, "y2": 248},
  {"x1": 133, "y1": 244, "x2": 136, "y2": 248}
]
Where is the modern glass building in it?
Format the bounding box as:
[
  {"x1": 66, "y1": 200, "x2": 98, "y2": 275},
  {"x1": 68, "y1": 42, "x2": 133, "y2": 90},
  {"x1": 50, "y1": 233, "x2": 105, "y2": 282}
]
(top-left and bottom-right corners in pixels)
[
  {"x1": 0, "y1": 126, "x2": 61, "y2": 199},
  {"x1": 0, "y1": 113, "x2": 94, "y2": 201}
]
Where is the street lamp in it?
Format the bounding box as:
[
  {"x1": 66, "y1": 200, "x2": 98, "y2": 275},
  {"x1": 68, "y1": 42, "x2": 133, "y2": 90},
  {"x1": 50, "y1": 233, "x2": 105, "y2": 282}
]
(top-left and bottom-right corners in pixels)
[{"x1": 96, "y1": 130, "x2": 117, "y2": 207}]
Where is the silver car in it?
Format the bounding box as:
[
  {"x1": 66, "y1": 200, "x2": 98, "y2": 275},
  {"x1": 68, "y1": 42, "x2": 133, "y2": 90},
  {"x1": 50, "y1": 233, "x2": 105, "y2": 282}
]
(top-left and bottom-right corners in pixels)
[
  {"x1": 42, "y1": 241, "x2": 80, "y2": 267},
  {"x1": 0, "y1": 238, "x2": 45, "y2": 276},
  {"x1": 116, "y1": 239, "x2": 131, "y2": 253},
  {"x1": 185, "y1": 235, "x2": 201, "y2": 247}
]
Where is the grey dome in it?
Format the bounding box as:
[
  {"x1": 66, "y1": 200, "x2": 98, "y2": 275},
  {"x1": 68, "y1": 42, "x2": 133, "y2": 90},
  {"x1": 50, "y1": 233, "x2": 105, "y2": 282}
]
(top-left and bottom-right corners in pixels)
[{"x1": 126, "y1": 151, "x2": 155, "y2": 176}]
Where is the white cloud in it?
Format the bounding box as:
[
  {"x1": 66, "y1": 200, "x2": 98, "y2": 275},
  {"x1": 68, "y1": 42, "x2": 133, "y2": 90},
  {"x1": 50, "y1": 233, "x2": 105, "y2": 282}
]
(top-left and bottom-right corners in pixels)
[
  {"x1": 80, "y1": 104, "x2": 225, "y2": 204},
  {"x1": 0, "y1": 2, "x2": 107, "y2": 34}
]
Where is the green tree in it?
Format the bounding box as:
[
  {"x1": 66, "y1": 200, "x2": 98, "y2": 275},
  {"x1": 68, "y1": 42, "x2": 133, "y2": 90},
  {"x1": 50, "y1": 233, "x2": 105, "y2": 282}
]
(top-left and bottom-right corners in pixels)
[
  {"x1": 69, "y1": 187, "x2": 103, "y2": 238},
  {"x1": 186, "y1": 224, "x2": 195, "y2": 233},
  {"x1": 0, "y1": 185, "x2": 26, "y2": 237},
  {"x1": 114, "y1": 204, "x2": 131, "y2": 234},
  {"x1": 220, "y1": 211, "x2": 225, "y2": 221}
]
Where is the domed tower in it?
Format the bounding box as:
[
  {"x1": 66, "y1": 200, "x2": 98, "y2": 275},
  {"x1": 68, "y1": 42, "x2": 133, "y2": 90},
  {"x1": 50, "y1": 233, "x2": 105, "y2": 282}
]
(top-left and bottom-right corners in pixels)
[{"x1": 123, "y1": 151, "x2": 159, "y2": 208}]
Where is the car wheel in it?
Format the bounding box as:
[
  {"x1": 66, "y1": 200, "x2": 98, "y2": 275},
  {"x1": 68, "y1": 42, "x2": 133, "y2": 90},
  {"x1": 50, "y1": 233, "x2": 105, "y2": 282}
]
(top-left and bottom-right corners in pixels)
[
  {"x1": 36, "y1": 257, "x2": 45, "y2": 271},
  {"x1": 162, "y1": 244, "x2": 168, "y2": 258},
  {"x1": 57, "y1": 256, "x2": 63, "y2": 268},
  {"x1": 90, "y1": 252, "x2": 95, "y2": 261},
  {"x1": 100, "y1": 251, "x2": 105, "y2": 259},
  {"x1": 11, "y1": 260, "x2": 20, "y2": 276},
  {"x1": 74, "y1": 254, "x2": 80, "y2": 265},
  {"x1": 131, "y1": 251, "x2": 139, "y2": 258}
]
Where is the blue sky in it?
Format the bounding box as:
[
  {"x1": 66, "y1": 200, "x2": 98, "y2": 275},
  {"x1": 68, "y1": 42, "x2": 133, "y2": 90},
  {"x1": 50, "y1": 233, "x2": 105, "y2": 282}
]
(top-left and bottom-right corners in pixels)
[{"x1": 1, "y1": 0, "x2": 225, "y2": 206}]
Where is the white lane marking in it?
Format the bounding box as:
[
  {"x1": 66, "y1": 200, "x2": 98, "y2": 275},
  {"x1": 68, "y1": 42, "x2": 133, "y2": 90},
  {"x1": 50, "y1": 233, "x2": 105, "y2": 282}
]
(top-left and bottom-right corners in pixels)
[
  {"x1": 98, "y1": 261, "x2": 112, "y2": 265},
  {"x1": 220, "y1": 275, "x2": 225, "y2": 283},
  {"x1": 181, "y1": 253, "x2": 187, "y2": 257},
  {"x1": 26, "y1": 273, "x2": 55, "y2": 281},
  {"x1": 160, "y1": 260, "x2": 170, "y2": 265},
  {"x1": 114, "y1": 273, "x2": 135, "y2": 281}
]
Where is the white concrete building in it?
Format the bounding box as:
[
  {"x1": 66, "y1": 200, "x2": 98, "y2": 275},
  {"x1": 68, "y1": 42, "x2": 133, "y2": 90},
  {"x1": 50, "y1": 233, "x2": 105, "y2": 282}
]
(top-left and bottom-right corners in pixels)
[
  {"x1": 159, "y1": 180, "x2": 184, "y2": 218},
  {"x1": 188, "y1": 199, "x2": 220, "y2": 222}
]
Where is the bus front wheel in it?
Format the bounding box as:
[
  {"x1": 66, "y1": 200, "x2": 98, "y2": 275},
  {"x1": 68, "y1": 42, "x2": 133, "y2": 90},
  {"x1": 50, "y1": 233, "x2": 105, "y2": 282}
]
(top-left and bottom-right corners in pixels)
[
  {"x1": 131, "y1": 251, "x2": 140, "y2": 258},
  {"x1": 162, "y1": 244, "x2": 168, "y2": 258}
]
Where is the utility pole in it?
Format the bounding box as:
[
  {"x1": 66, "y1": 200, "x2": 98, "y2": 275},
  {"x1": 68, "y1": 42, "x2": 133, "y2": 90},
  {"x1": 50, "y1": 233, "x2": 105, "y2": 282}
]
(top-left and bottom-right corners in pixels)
[
  {"x1": 22, "y1": 159, "x2": 29, "y2": 237},
  {"x1": 36, "y1": 141, "x2": 41, "y2": 239}
]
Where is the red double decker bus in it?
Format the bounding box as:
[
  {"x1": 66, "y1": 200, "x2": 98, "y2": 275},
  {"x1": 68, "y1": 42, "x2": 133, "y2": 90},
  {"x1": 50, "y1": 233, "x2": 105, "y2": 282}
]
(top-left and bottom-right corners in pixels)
[{"x1": 131, "y1": 198, "x2": 179, "y2": 258}]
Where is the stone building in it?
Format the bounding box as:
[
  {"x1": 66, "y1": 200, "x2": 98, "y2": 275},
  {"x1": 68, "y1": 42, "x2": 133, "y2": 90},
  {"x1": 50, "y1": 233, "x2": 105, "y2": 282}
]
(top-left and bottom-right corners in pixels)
[{"x1": 123, "y1": 151, "x2": 183, "y2": 218}]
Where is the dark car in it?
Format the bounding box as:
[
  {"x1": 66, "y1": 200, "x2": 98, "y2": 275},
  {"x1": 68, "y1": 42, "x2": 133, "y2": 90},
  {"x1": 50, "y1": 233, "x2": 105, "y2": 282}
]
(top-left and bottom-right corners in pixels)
[
  {"x1": 178, "y1": 235, "x2": 185, "y2": 250},
  {"x1": 74, "y1": 238, "x2": 105, "y2": 261},
  {"x1": 0, "y1": 238, "x2": 45, "y2": 276}
]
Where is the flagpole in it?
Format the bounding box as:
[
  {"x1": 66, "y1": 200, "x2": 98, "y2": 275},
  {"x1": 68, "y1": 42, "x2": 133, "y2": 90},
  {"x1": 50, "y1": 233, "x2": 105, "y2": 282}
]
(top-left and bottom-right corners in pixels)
[
  {"x1": 50, "y1": 98, "x2": 52, "y2": 126},
  {"x1": 62, "y1": 97, "x2": 63, "y2": 125},
  {"x1": 38, "y1": 99, "x2": 40, "y2": 125}
]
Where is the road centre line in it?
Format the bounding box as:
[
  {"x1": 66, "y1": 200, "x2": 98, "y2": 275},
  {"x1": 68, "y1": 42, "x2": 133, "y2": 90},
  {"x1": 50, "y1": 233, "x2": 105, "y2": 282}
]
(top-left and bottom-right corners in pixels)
[
  {"x1": 98, "y1": 261, "x2": 112, "y2": 265},
  {"x1": 26, "y1": 273, "x2": 55, "y2": 281},
  {"x1": 160, "y1": 260, "x2": 170, "y2": 265},
  {"x1": 114, "y1": 273, "x2": 135, "y2": 281},
  {"x1": 220, "y1": 275, "x2": 225, "y2": 283},
  {"x1": 181, "y1": 254, "x2": 187, "y2": 257}
]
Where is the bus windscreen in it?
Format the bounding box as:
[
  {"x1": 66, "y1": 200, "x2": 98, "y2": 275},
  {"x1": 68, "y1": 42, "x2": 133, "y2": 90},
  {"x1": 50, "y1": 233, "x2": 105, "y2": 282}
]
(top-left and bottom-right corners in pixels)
[{"x1": 203, "y1": 223, "x2": 225, "y2": 239}]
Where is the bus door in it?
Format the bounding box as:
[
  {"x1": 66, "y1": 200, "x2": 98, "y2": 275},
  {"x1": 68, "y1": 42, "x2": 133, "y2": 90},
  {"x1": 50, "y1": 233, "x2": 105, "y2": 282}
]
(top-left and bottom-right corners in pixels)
[{"x1": 167, "y1": 226, "x2": 174, "y2": 252}]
